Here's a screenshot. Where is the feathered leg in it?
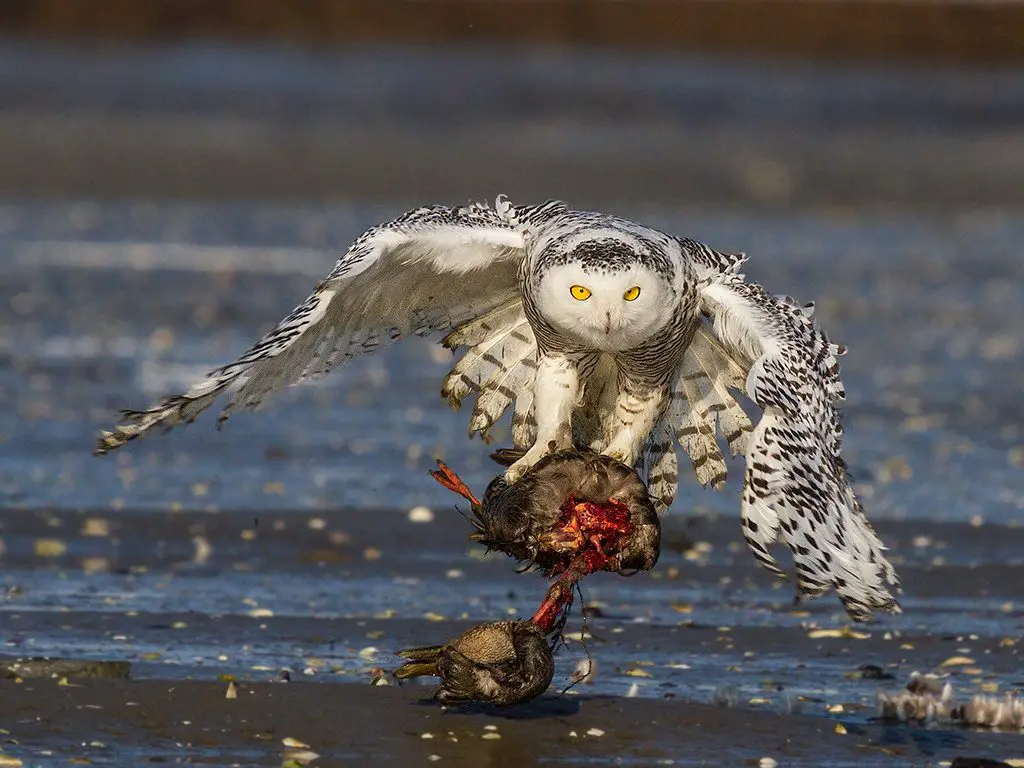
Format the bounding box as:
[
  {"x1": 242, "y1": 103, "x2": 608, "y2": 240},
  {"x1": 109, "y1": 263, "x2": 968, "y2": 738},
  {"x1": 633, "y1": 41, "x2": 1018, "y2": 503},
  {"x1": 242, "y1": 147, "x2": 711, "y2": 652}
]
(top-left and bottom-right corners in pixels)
[
  {"x1": 603, "y1": 379, "x2": 670, "y2": 469},
  {"x1": 505, "y1": 354, "x2": 579, "y2": 483}
]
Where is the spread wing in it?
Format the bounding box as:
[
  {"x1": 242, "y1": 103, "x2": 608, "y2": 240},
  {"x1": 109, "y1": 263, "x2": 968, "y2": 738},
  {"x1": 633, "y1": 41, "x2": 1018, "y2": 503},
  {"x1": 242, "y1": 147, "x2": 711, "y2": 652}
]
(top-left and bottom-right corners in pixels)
[
  {"x1": 95, "y1": 197, "x2": 551, "y2": 455},
  {"x1": 699, "y1": 269, "x2": 901, "y2": 621},
  {"x1": 644, "y1": 239, "x2": 754, "y2": 513}
]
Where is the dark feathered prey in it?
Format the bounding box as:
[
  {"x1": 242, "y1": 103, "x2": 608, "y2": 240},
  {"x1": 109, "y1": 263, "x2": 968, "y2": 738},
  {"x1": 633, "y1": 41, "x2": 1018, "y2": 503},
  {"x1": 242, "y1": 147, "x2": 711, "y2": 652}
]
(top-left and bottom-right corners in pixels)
[
  {"x1": 394, "y1": 620, "x2": 553, "y2": 706},
  {"x1": 393, "y1": 449, "x2": 661, "y2": 706},
  {"x1": 435, "y1": 448, "x2": 660, "y2": 576},
  {"x1": 431, "y1": 448, "x2": 661, "y2": 632}
]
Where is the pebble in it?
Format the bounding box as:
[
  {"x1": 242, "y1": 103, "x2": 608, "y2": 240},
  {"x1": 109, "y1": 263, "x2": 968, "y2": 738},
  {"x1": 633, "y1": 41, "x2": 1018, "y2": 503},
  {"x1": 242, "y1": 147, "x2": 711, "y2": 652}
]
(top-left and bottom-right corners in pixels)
[{"x1": 408, "y1": 506, "x2": 434, "y2": 523}]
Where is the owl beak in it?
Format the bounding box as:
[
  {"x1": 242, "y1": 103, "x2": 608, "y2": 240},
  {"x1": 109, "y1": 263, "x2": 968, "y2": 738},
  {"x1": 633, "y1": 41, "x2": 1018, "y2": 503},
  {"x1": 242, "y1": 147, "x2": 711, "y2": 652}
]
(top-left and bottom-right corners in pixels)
[{"x1": 603, "y1": 311, "x2": 612, "y2": 335}]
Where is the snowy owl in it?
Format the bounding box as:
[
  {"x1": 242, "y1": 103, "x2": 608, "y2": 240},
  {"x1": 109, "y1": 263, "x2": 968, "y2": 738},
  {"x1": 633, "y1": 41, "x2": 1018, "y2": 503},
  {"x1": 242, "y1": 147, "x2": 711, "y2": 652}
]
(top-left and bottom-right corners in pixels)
[{"x1": 95, "y1": 196, "x2": 900, "y2": 620}]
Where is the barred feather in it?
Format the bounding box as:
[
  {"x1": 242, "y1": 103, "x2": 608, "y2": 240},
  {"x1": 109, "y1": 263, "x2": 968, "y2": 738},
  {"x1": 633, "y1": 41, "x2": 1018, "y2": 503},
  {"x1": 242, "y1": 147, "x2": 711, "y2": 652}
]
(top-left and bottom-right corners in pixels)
[
  {"x1": 442, "y1": 298, "x2": 524, "y2": 350},
  {"x1": 702, "y1": 276, "x2": 900, "y2": 621},
  {"x1": 95, "y1": 200, "x2": 527, "y2": 455},
  {"x1": 96, "y1": 288, "x2": 336, "y2": 454},
  {"x1": 643, "y1": 420, "x2": 678, "y2": 514},
  {"x1": 668, "y1": 375, "x2": 727, "y2": 491},
  {"x1": 441, "y1": 304, "x2": 535, "y2": 411},
  {"x1": 467, "y1": 335, "x2": 538, "y2": 440},
  {"x1": 685, "y1": 326, "x2": 753, "y2": 457}
]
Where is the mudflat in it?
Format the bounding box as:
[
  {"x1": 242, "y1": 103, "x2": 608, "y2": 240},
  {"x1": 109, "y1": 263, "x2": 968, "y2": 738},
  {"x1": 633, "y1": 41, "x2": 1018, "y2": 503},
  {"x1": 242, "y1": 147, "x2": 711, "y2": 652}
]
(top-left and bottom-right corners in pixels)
[
  {"x1": 3, "y1": 675, "x2": 1022, "y2": 767},
  {"x1": 4, "y1": 508, "x2": 1024, "y2": 766}
]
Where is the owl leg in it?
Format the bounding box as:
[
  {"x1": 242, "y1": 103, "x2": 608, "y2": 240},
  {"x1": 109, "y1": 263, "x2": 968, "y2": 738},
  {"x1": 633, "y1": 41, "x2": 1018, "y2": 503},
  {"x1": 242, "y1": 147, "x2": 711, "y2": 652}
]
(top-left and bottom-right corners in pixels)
[
  {"x1": 602, "y1": 384, "x2": 668, "y2": 468},
  {"x1": 505, "y1": 355, "x2": 578, "y2": 483}
]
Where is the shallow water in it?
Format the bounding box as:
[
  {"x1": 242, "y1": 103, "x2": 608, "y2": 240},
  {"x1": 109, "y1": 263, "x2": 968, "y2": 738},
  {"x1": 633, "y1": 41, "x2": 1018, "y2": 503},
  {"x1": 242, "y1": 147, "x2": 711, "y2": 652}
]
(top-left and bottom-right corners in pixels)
[{"x1": 1, "y1": 201, "x2": 1021, "y2": 521}]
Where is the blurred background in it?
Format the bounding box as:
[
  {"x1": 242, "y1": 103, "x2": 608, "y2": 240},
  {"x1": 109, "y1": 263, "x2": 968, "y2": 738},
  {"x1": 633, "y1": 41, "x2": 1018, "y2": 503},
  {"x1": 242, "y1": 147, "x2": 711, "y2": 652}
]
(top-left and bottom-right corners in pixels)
[
  {"x1": 2, "y1": 0, "x2": 1024, "y2": 737},
  {"x1": 2, "y1": 1, "x2": 1022, "y2": 515}
]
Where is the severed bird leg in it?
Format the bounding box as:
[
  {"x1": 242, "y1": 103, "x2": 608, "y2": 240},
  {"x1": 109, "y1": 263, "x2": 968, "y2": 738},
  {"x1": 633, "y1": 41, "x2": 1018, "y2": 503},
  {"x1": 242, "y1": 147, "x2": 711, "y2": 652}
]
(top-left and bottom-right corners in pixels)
[{"x1": 430, "y1": 461, "x2": 481, "y2": 510}]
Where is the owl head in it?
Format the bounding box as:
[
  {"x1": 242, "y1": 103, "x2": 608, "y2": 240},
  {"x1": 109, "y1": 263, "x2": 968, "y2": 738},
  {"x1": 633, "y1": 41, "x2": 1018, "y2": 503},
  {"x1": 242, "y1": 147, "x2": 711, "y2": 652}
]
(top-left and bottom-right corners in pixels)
[{"x1": 533, "y1": 238, "x2": 675, "y2": 352}]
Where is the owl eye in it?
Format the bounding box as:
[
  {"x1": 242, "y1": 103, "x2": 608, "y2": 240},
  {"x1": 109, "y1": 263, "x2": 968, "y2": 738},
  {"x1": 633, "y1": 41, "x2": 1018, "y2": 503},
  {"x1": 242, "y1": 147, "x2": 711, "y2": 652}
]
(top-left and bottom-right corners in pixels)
[
  {"x1": 570, "y1": 285, "x2": 592, "y2": 301},
  {"x1": 623, "y1": 286, "x2": 641, "y2": 301}
]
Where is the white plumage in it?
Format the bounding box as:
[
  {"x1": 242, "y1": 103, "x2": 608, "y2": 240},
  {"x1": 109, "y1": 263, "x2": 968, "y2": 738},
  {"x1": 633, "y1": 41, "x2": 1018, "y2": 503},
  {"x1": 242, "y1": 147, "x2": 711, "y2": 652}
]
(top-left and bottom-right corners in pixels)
[{"x1": 95, "y1": 195, "x2": 900, "y2": 621}]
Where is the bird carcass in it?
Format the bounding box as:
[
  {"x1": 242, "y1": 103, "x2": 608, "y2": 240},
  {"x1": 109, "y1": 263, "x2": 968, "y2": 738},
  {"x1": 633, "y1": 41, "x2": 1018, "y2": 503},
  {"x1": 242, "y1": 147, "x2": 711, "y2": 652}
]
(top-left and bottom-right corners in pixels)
[{"x1": 394, "y1": 449, "x2": 660, "y2": 705}]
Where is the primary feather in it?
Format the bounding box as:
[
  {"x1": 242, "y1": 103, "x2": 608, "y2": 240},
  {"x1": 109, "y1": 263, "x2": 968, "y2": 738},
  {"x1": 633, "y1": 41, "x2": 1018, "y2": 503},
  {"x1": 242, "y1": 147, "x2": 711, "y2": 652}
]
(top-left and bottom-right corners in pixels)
[
  {"x1": 700, "y1": 275, "x2": 899, "y2": 621},
  {"x1": 95, "y1": 201, "x2": 530, "y2": 453}
]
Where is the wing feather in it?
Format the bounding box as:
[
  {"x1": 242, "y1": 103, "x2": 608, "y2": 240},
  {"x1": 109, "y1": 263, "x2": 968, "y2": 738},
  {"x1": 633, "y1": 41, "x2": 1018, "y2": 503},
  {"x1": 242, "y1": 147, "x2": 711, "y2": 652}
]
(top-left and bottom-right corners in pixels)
[
  {"x1": 669, "y1": 374, "x2": 728, "y2": 490},
  {"x1": 700, "y1": 274, "x2": 900, "y2": 621},
  {"x1": 440, "y1": 303, "x2": 531, "y2": 409},
  {"x1": 643, "y1": 420, "x2": 679, "y2": 514},
  {"x1": 684, "y1": 327, "x2": 754, "y2": 457},
  {"x1": 468, "y1": 347, "x2": 538, "y2": 441},
  {"x1": 438, "y1": 300, "x2": 539, "y2": 442},
  {"x1": 95, "y1": 197, "x2": 533, "y2": 455}
]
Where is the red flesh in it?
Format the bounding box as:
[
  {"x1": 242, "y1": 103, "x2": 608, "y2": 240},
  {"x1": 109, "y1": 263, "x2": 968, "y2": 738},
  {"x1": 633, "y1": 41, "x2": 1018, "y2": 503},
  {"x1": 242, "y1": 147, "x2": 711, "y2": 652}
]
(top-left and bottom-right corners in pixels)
[{"x1": 529, "y1": 495, "x2": 634, "y2": 634}]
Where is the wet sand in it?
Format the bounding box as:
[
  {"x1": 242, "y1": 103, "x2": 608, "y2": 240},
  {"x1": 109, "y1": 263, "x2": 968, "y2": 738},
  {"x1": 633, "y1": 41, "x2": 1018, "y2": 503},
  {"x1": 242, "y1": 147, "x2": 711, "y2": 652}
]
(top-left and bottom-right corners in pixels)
[
  {"x1": 5, "y1": 676, "x2": 1024, "y2": 767},
  {"x1": 4, "y1": 508, "x2": 1024, "y2": 765}
]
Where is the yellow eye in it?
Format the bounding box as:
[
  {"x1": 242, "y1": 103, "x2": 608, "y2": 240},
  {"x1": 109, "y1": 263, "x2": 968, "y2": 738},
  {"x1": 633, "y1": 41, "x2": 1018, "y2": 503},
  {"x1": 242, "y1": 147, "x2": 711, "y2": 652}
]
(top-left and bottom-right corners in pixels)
[
  {"x1": 623, "y1": 286, "x2": 641, "y2": 301},
  {"x1": 570, "y1": 285, "x2": 592, "y2": 301}
]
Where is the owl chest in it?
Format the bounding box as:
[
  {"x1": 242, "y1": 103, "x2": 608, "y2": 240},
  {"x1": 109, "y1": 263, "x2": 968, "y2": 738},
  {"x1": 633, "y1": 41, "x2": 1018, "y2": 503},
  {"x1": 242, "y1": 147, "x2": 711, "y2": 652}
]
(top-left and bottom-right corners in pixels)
[{"x1": 568, "y1": 353, "x2": 661, "y2": 444}]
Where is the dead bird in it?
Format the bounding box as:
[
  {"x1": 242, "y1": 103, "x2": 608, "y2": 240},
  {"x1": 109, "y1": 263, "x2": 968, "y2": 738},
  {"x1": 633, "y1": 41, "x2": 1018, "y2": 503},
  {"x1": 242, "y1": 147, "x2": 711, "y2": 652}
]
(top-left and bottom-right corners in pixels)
[
  {"x1": 392, "y1": 450, "x2": 659, "y2": 705},
  {"x1": 431, "y1": 448, "x2": 660, "y2": 632},
  {"x1": 434, "y1": 448, "x2": 660, "y2": 569},
  {"x1": 394, "y1": 620, "x2": 554, "y2": 706}
]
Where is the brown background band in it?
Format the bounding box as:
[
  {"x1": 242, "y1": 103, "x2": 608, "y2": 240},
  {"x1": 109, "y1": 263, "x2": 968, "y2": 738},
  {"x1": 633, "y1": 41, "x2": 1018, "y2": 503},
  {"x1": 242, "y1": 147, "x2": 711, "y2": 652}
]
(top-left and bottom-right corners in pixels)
[{"x1": 2, "y1": 0, "x2": 1022, "y2": 64}]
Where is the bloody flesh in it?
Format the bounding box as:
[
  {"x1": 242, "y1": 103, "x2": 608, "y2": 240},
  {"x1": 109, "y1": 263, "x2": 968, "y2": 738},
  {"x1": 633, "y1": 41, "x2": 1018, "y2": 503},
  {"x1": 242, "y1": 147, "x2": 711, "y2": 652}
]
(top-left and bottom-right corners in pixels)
[{"x1": 530, "y1": 495, "x2": 634, "y2": 633}]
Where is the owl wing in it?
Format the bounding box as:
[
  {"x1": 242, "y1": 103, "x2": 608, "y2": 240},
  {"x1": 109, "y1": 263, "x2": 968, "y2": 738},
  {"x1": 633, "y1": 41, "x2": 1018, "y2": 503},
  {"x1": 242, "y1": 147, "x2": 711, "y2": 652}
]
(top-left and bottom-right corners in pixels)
[
  {"x1": 95, "y1": 196, "x2": 563, "y2": 455},
  {"x1": 644, "y1": 239, "x2": 754, "y2": 513},
  {"x1": 697, "y1": 270, "x2": 901, "y2": 621}
]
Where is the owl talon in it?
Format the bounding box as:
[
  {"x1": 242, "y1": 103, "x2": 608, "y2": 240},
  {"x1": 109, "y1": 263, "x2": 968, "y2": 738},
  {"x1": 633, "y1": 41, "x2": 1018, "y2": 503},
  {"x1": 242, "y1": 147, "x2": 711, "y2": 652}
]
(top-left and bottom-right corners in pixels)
[
  {"x1": 504, "y1": 457, "x2": 534, "y2": 485},
  {"x1": 505, "y1": 442, "x2": 559, "y2": 484},
  {"x1": 603, "y1": 449, "x2": 631, "y2": 466}
]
